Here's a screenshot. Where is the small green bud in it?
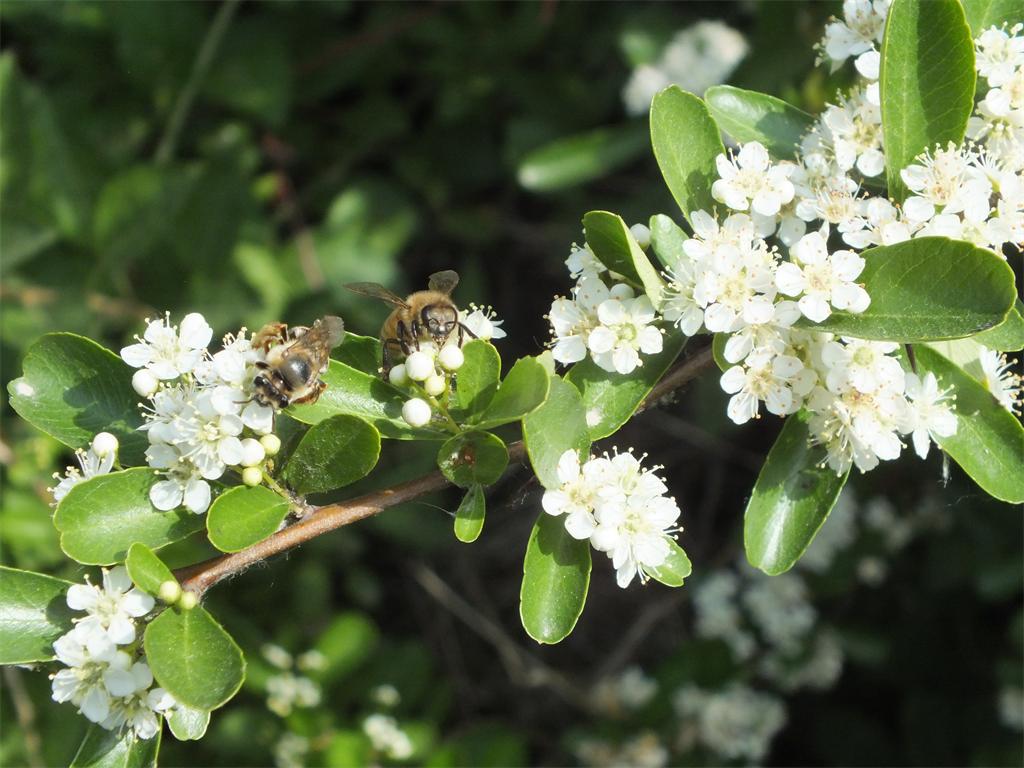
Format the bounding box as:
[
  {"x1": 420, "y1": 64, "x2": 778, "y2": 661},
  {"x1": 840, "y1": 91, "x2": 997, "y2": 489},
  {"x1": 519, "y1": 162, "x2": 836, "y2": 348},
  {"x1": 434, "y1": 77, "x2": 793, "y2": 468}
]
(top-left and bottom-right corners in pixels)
[
  {"x1": 242, "y1": 466, "x2": 263, "y2": 486},
  {"x1": 158, "y1": 580, "x2": 182, "y2": 604},
  {"x1": 260, "y1": 433, "x2": 282, "y2": 457},
  {"x1": 179, "y1": 590, "x2": 199, "y2": 610}
]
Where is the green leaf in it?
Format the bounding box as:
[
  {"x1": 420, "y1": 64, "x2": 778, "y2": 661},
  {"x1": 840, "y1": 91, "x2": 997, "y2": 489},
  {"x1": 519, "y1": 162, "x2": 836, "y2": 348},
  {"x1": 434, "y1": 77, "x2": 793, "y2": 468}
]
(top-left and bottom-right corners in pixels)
[
  {"x1": 567, "y1": 331, "x2": 686, "y2": 440},
  {"x1": 314, "y1": 612, "x2": 378, "y2": 684},
  {"x1": 0, "y1": 566, "x2": 74, "y2": 664},
  {"x1": 520, "y1": 513, "x2": 591, "y2": 644},
  {"x1": 583, "y1": 210, "x2": 666, "y2": 307},
  {"x1": 522, "y1": 377, "x2": 591, "y2": 489},
  {"x1": 167, "y1": 704, "x2": 210, "y2": 741},
  {"x1": 648, "y1": 213, "x2": 687, "y2": 271},
  {"x1": 437, "y1": 431, "x2": 509, "y2": 488},
  {"x1": 125, "y1": 543, "x2": 176, "y2": 598},
  {"x1": 54, "y1": 469, "x2": 206, "y2": 565},
  {"x1": 334, "y1": 333, "x2": 382, "y2": 376},
  {"x1": 962, "y1": 0, "x2": 1021, "y2": 38},
  {"x1": 974, "y1": 299, "x2": 1024, "y2": 352},
  {"x1": 744, "y1": 412, "x2": 850, "y2": 575},
  {"x1": 646, "y1": 539, "x2": 692, "y2": 587},
  {"x1": 206, "y1": 486, "x2": 291, "y2": 554},
  {"x1": 283, "y1": 414, "x2": 381, "y2": 494},
  {"x1": 881, "y1": 0, "x2": 976, "y2": 200},
  {"x1": 7, "y1": 333, "x2": 147, "y2": 464},
  {"x1": 517, "y1": 123, "x2": 648, "y2": 191},
  {"x1": 704, "y1": 85, "x2": 815, "y2": 158},
  {"x1": 453, "y1": 484, "x2": 486, "y2": 543},
  {"x1": 914, "y1": 346, "x2": 1024, "y2": 503},
  {"x1": 454, "y1": 340, "x2": 501, "y2": 417},
  {"x1": 804, "y1": 238, "x2": 1016, "y2": 341},
  {"x1": 650, "y1": 86, "x2": 726, "y2": 223},
  {"x1": 70, "y1": 726, "x2": 160, "y2": 768},
  {"x1": 144, "y1": 605, "x2": 246, "y2": 711},
  {"x1": 474, "y1": 357, "x2": 550, "y2": 430},
  {"x1": 289, "y1": 360, "x2": 446, "y2": 440}
]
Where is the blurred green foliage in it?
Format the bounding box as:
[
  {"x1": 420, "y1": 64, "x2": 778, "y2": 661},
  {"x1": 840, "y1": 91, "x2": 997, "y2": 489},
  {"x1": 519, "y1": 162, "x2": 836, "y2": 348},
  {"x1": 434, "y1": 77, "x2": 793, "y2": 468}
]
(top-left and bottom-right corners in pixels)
[{"x1": 1, "y1": 1, "x2": 1020, "y2": 766}]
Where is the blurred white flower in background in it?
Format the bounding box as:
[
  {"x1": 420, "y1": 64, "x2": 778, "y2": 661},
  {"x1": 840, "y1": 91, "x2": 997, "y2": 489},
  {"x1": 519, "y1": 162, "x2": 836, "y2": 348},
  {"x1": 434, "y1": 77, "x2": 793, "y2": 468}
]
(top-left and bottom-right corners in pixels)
[{"x1": 622, "y1": 20, "x2": 748, "y2": 116}]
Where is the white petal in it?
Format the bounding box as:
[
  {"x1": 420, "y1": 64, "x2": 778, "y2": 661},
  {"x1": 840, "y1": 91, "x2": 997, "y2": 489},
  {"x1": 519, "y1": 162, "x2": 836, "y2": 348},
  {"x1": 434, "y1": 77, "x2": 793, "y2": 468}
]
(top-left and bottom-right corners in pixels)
[
  {"x1": 218, "y1": 436, "x2": 244, "y2": 466},
  {"x1": 799, "y1": 294, "x2": 832, "y2": 323},
  {"x1": 121, "y1": 589, "x2": 155, "y2": 618},
  {"x1": 586, "y1": 326, "x2": 616, "y2": 354},
  {"x1": 727, "y1": 392, "x2": 758, "y2": 424},
  {"x1": 120, "y1": 343, "x2": 152, "y2": 368},
  {"x1": 106, "y1": 616, "x2": 136, "y2": 646},
  {"x1": 179, "y1": 313, "x2": 213, "y2": 349},
  {"x1": 66, "y1": 584, "x2": 100, "y2": 612},
  {"x1": 541, "y1": 490, "x2": 568, "y2": 516},
  {"x1": 720, "y1": 366, "x2": 747, "y2": 395},
  {"x1": 183, "y1": 479, "x2": 211, "y2": 514},
  {"x1": 80, "y1": 686, "x2": 111, "y2": 723},
  {"x1": 775, "y1": 263, "x2": 806, "y2": 296},
  {"x1": 150, "y1": 480, "x2": 183, "y2": 511},
  {"x1": 103, "y1": 668, "x2": 138, "y2": 697},
  {"x1": 564, "y1": 510, "x2": 596, "y2": 540},
  {"x1": 612, "y1": 346, "x2": 640, "y2": 375}
]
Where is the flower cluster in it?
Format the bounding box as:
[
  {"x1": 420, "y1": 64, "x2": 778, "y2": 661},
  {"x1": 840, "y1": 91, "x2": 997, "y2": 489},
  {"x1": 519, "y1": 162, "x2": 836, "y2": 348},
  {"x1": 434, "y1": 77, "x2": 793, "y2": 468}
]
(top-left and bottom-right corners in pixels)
[
  {"x1": 548, "y1": 237, "x2": 665, "y2": 375},
  {"x1": 50, "y1": 568, "x2": 173, "y2": 739},
  {"x1": 393, "y1": 307, "x2": 505, "y2": 429},
  {"x1": 674, "y1": 683, "x2": 787, "y2": 764},
  {"x1": 542, "y1": 448, "x2": 681, "y2": 588},
  {"x1": 49, "y1": 432, "x2": 118, "y2": 505},
  {"x1": 362, "y1": 713, "x2": 414, "y2": 761},
  {"x1": 261, "y1": 644, "x2": 324, "y2": 718},
  {"x1": 120, "y1": 313, "x2": 280, "y2": 515},
  {"x1": 622, "y1": 20, "x2": 748, "y2": 116}
]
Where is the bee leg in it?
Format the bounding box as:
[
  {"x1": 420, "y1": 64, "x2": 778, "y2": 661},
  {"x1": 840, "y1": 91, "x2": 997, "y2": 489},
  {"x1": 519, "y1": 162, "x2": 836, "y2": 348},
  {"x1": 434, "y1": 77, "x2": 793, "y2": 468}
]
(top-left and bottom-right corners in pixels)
[
  {"x1": 409, "y1": 318, "x2": 422, "y2": 351},
  {"x1": 395, "y1": 320, "x2": 414, "y2": 355},
  {"x1": 291, "y1": 380, "x2": 327, "y2": 406},
  {"x1": 253, "y1": 323, "x2": 290, "y2": 352},
  {"x1": 458, "y1": 322, "x2": 479, "y2": 343},
  {"x1": 381, "y1": 338, "x2": 404, "y2": 380}
]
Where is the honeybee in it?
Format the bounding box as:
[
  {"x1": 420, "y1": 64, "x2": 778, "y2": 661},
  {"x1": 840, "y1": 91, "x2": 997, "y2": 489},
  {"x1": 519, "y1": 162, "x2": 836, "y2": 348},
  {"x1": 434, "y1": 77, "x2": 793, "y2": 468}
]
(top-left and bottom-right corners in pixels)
[
  {"x1": 344, "y1": 270, "x2": 476, "y2": 375},
  {"x1": 252, "y1": 316, "x2": 345, "y2": 409}
]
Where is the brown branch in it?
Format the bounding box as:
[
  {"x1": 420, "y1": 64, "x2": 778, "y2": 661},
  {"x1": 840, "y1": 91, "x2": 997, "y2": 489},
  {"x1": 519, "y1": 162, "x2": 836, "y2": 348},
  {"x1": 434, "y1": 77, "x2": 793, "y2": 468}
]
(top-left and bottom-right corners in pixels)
[{"x1": 175, "y1": 344, "x2": 714, "y2": 596}]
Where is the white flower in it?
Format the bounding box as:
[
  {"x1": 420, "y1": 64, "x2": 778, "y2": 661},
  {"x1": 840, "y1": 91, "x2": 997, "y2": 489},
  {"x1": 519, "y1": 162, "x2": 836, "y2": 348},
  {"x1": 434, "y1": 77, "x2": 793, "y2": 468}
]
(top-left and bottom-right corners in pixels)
[
  {"x1": 363, "y1": 714, "x2": 414, "y2": 760},
  {"x1": 459, "y1": 305, "x2": 506, "y2": 341},
  {"x1": 720, "y1": 349, "x2": 814, "y2": 424},
  {"x1": 821, "y1": 87, "x2": 885, "y2": 177},
  {"x1": 267, "y1": 671, "x2": 322, "y2": 717},
  {"x1": 901, "y1": 372, "x2": 957, "y2": 459},
  {"x1": 842, "y1": 197, "x2": 913, "y2": 248},
  {"x1": 587, "y1": 295, "x2": 663, "y2": 374},
  {"x1": 712, "y1": 142, "x2": 795, "y2": 217},
  {"x1": 149, "y1": 464, "x2": 212, "y2": 514},
  {"x1": 51, "y1": 629, "x2": 119, "y2": 724},
  {"x1": 675, "y1": 683, "x2": 787, "y2": 763},
  {"x1": 49, "y1": 443, "x2": 116, "y2": 505},
  {"x1": 807, "y1": 384, "x2": 907, "y2": 474},
  {"x1": 820, "y1": 338, "x2": 903, "y2": 394},
  {"x1": 120, "y1": 312, "x2": 212, "y2": 380},
  {"x1": 777, "y1": 227, "x2": 869, "y2": 322},
  {"x1": 978, "y1": 346, "x2": 1023, "y2": 413},
  {"x1": 66, "y1": 567, "x2": 155, "y2": 646},
  {"x1": 820, "y1": 0, "x2": 889, "y2": 70},
  {"x1": 661, "y1": 255, "x2": 706, "y2": 336},
  {"x1": 975, "y1": 24, "x2": 1024, "y2": 88},
  {"x1": 541, "y1": 450, "x2": 604, "y2": 540},
  {"x1": 566, "y1": 243, "x2": 605, "y2": 279},
  {"x1": 900, "y1": 143, "x2": 990, "y2": 219}
]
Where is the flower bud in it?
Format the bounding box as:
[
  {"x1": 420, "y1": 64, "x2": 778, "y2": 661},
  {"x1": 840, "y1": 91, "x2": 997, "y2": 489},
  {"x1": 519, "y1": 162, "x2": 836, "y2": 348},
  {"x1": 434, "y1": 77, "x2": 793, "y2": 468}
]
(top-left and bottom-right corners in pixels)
[
  {"x1": 402, "y1": 397, "x2": 432, "y2": 427},
  {"x1": 438, "y1": 344, "x2": 464, "y2": 372},
  {"x1": 158, "y1": 580, "x2": 182, "y2": 604},
  {"x1": 260, "y1": 434, "x2": 282, "y2": 457},
  {"x1": 629, "y1": 222, "x2": 651, "y2": 249},
  {"x1": 179, "y1": 590, "x2": 199, "y2": 610},
  {"x1": 242, "y1": 466, "x2": 263, "y2": 486},
  {"x1": 609, "y1": 283, "x2": 636, "y2": 300},
  {"x1": 240, "y1": 438, "x2": 266, "y2": 467},
  {"x1": 405, "y1": 351, "x2": 434, "y2": 382},
  {"x1": 91, "y1": 432, "x2": 119, "y2": 458},
  {"x1": 423, "y1": 374, "x2": 447, "y2": 397},
  {"x1": 131, "y1": 369, "x2": 159, "y2": 398},
  {"x1": 388, "y1": 363, "x2": 409, "y2": 386}
]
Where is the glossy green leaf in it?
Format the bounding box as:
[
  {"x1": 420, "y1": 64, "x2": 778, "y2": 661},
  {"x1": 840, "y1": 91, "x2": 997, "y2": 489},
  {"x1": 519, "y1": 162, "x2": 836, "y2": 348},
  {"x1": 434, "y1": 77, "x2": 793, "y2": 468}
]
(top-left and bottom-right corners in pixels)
[
  {"x1": 650, "y1": 86, "x2": 725, "y2": 222},
  {"x1": 455, "y1": 340, "x2": 501, "y2": 417},
  {"x1": 517, "y1": 123, "x2": 648, "y2": 191},
  {"x1": 704, "y1": 85, "x2": 814, "y2": 158},
  {"x1": 804, "y1": 238, "x2": 1016, "y2": 341},
  {"x1": 7, "y1": 333, "x2": 147, "y2": 464},
  {"x1": 283, "y1": 414, "x2": 381, "y2": 494},
  {"x1": 962, "y1": 0, "x2": 1021, "y2": 38},
  {"x1": 522, "y1": 377, "x2": 591, "y2": 490},
  {"x1": 0, "y1": 566, "x2": 74, "y2": 664},
  {"x1": 583, "y1": 210, "x2": 665, "y2": 306},
  {"x1": 974, "y1": 299, "x2": 1024, "y2": 352},
  {"x1": 648, "y1": 213, "x2": 686, "y2": 271},
  {"x1": 167, "y1": 704, "x2": 210, "y2": 741},
  {"x1": 125, "y1": 543, "x2": 176, "y2": 598},
  {"x1": 914, "y1": 346, "x2": 1024, "y2": 503},
  {"x1": 474, "y1": 357, "x2": 550, "y2": 430},
  {"x1": 647, "y1": 539, "x2": 692, "y2": 587},
  {"x1": 567, "y1": 331, "x2": 686, "y2": 440},
  {"x1": 70, "y1": 725, "x2": 160, "y2": 768},
  {"x1": 520, "y1": 513, "x2": 591, "y2": 644},
  {"x1": 289, "y1": 360, "x2": 446, "y2": 440},
  {"x1": 437, "y1": 431, "x2": 508, "y2": 488},
  {"x1": 453, "y1": 484, "x2": 486, "y2": 543},
  {"x1": 881, "y1": 0, "x2": 976, "y2": 200},
  {"x1": 744, "y1": 412, "x2": 850, "y2": 575},
  {"x1": 206, "y1": 486, "x2": 290, "y2": 553},
  {"x1": 54, "y1": 469, "x2": 206, "y2": 565},
  {"x1": 334, "y1": 332, "x2": 382, "y2": 376},
  {"x1": 144, "y1": 605, "x2": 246, "y2": 710}
]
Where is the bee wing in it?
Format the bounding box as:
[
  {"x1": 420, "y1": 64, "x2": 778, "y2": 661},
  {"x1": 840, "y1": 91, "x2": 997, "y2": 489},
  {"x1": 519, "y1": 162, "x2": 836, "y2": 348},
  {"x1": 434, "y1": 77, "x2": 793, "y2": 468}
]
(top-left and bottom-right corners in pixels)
[
  {"x1": 344, "y1": 282, "x2": 410, "y2": 308},
  {"x1": 427, "y1": 270, "x2": 459, "y2": 295},
  {"x1": 316, "y1": 315, "x2": 345, "y2": 348},
  {"x1": 284, "y1": 317, "x2": 344, "y2": 369}
]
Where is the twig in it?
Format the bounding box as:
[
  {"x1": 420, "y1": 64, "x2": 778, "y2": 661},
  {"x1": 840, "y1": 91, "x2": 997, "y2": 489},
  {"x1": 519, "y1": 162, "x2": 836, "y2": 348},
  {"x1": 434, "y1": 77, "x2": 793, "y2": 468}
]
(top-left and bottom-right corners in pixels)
[
  {"x1": 175, "y1": 345, "x2": 716, "y2": 596},
  {"x1": 3, "y1": 667, "x2": 44, "y2": 768},
  {"x1": 154, "y1": 0, "x2": 241, "y2": 164},
  {"x1": 411, "y1": 563, "x2": 596, "y2": 713}
]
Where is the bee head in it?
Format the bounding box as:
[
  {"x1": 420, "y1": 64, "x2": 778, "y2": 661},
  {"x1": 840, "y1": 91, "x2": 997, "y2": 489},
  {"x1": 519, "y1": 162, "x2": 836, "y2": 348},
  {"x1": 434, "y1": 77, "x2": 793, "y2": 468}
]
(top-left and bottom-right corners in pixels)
[{"x1": 422, "y1": 303, "x2": 458, "y2": 344}]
